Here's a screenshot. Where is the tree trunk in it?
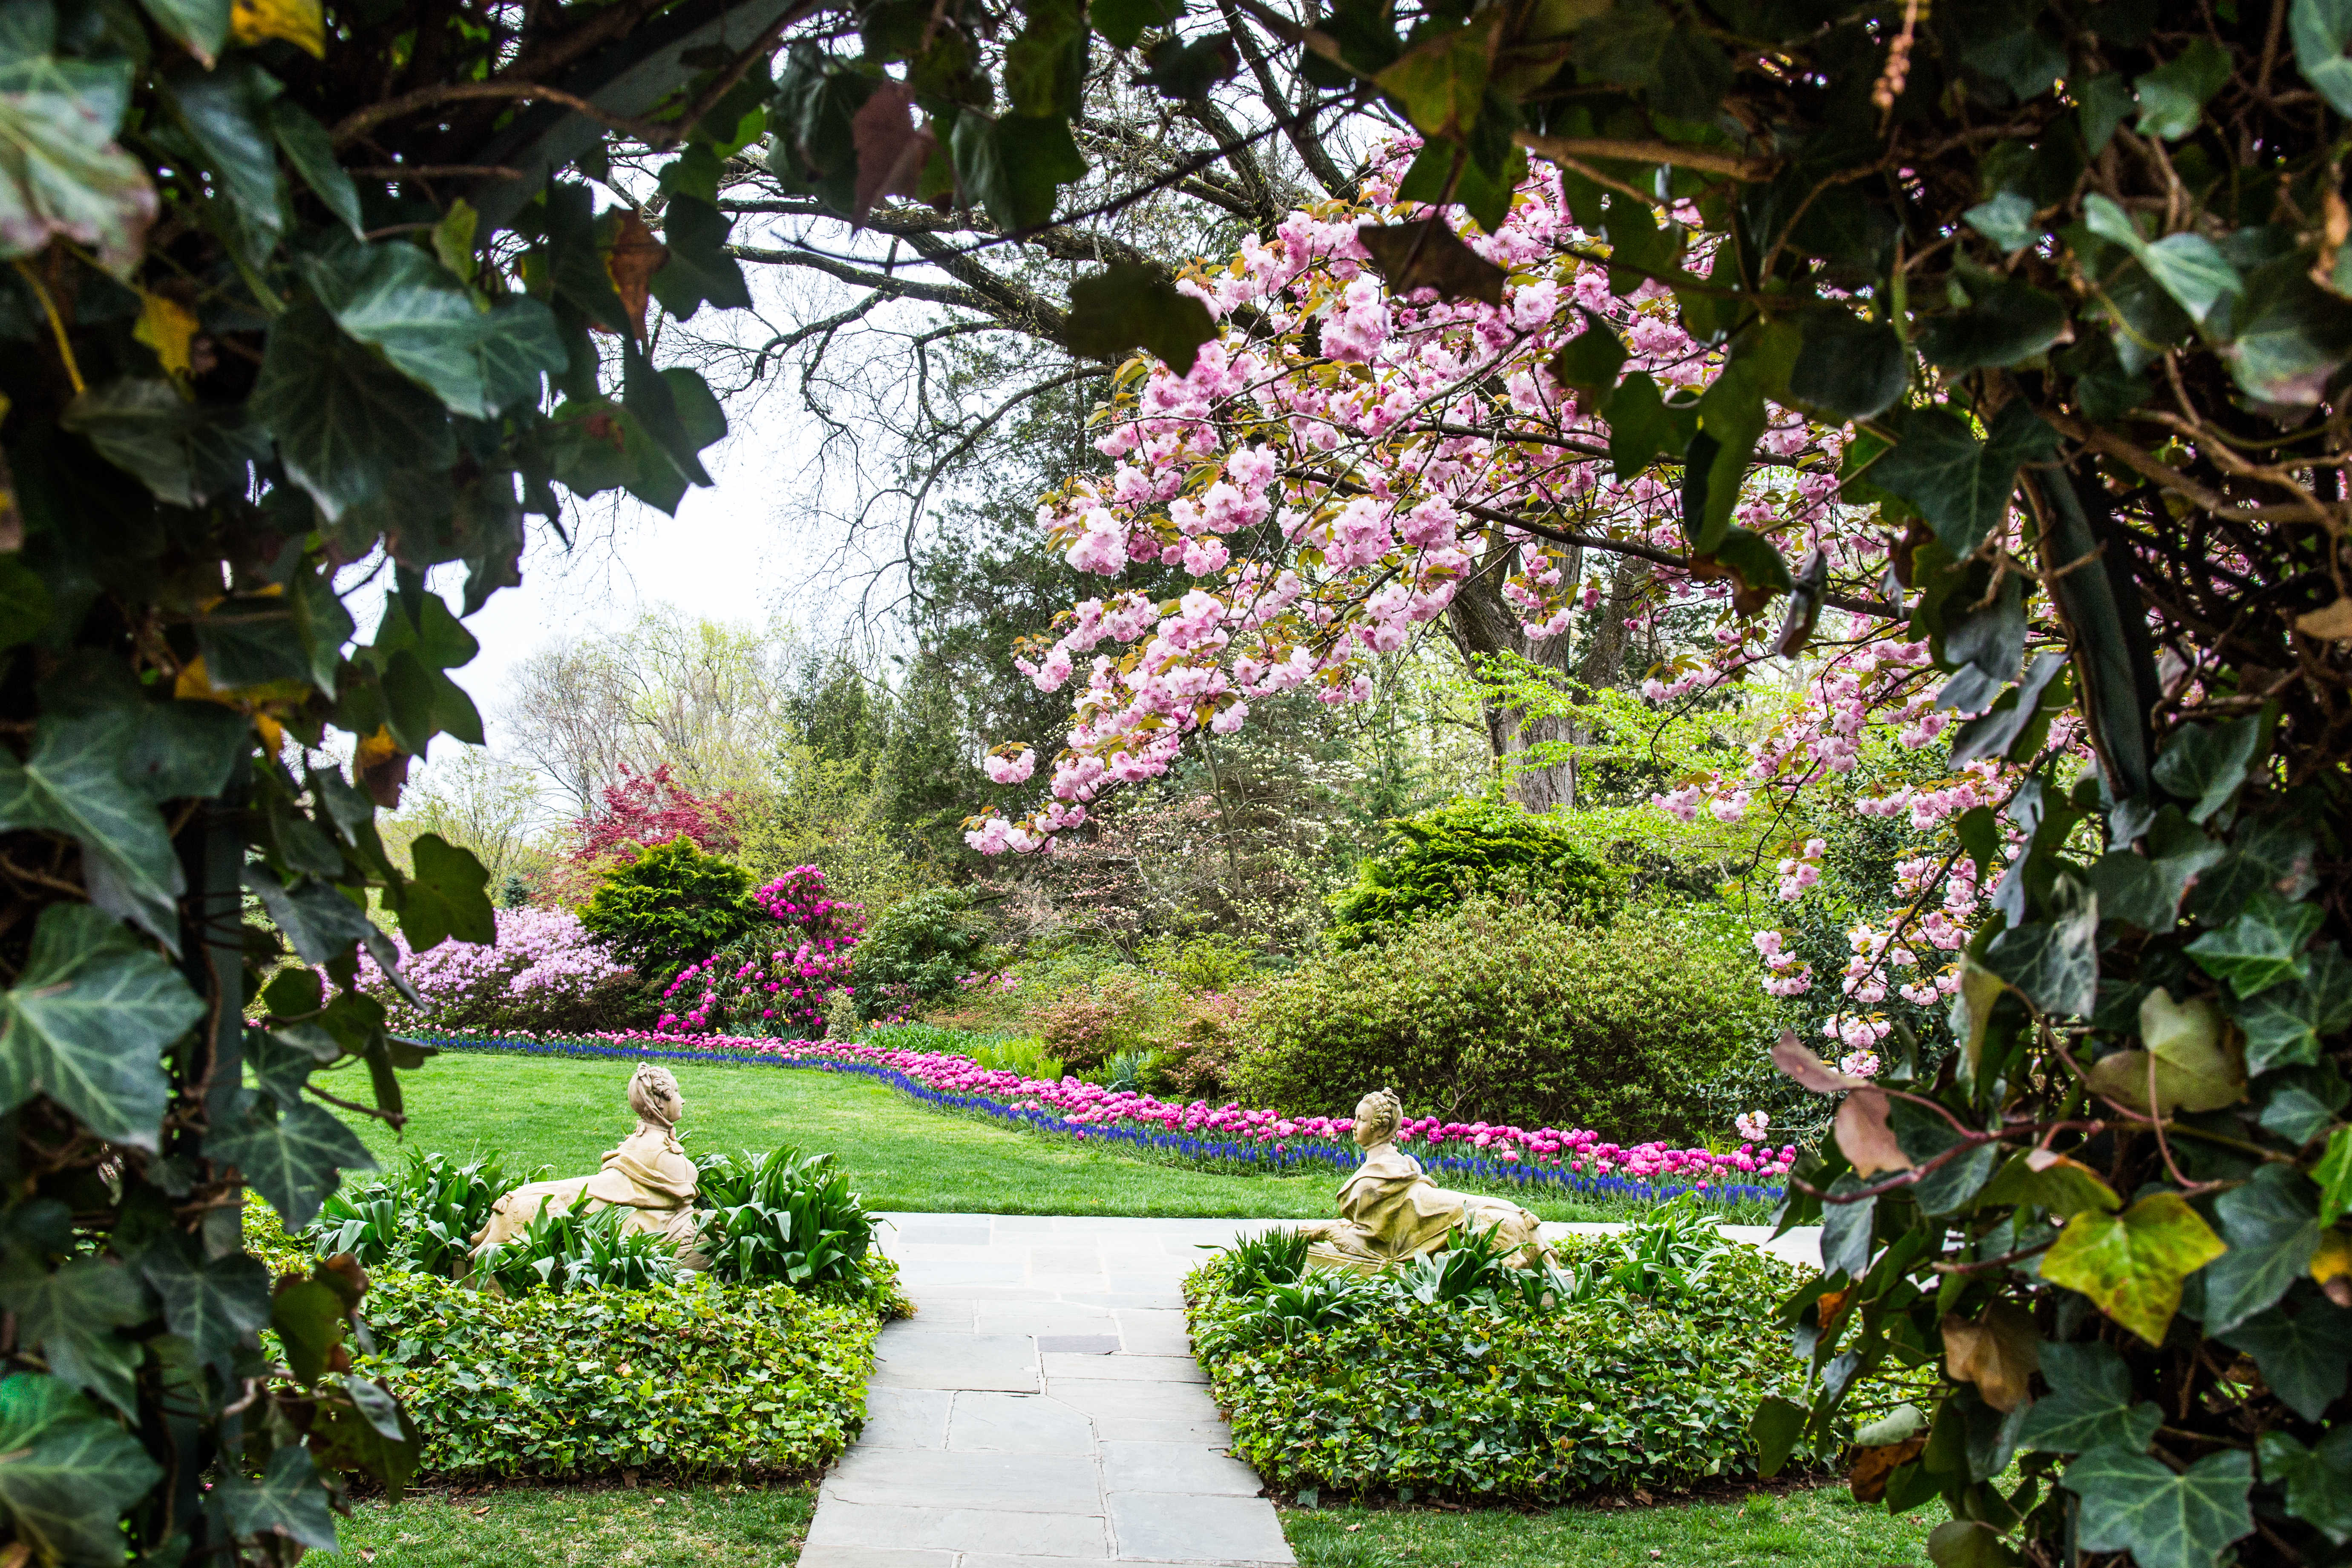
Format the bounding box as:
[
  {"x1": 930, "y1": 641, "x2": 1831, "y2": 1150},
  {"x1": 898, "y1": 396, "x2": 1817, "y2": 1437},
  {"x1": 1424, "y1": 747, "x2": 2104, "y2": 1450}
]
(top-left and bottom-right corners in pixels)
[{"x1": 1445, "y1": 549, "x2": 1579, "y2": 812}]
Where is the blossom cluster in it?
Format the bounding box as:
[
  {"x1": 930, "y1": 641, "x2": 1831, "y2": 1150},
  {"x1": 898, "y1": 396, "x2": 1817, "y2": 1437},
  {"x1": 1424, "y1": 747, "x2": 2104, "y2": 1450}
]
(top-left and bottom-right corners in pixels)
[
  {"x1": 531, "y1": 1027, "x2": 1800, "y2": 1188},
  {"x1": 351, "y1": 907, "x2": 629, "y2": 1030},
  {"x1": 655, "y1": 867, "x2": 867, "y2": 1037},
  {"x1": 962, "y1": 141, "x2": 1842, "y2": 859}
]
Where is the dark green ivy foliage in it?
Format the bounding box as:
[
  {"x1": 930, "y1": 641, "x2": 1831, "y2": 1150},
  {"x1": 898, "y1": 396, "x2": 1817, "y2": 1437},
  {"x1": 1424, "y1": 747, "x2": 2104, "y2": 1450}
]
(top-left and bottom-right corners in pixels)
[
  {"x1": 0, "y1": 0, "x2": 756, "y2": 1556},
  {"x1": 5, "y1": 0, "x2": 2352, "y2": 1558}
]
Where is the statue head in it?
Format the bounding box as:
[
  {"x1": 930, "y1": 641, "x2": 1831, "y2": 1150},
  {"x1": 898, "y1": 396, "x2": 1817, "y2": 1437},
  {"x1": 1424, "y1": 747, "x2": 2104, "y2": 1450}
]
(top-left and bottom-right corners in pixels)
[
  {"x1": 629, "y1": 1063, "x2": 683, "y2": 1133},
  {"x1": 1352, "y1": 1087, "x2": 1403, "y2": 1148}
]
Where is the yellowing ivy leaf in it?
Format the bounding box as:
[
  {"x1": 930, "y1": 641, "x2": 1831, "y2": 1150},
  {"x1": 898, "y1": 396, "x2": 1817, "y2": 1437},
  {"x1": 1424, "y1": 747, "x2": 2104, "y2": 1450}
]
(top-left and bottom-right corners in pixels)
[
  {"x1": 229, "y1": 0, "x2": 323, "y2": 56},
  {"x1": 135, "y1": 292, "x2": 200, "y2": 378},
  {"x1": 2041, "y1": 1192, "x2": 2228, "y2": 1345},
  {"x1": 2084, "y1": 988, "x2": 2247, "y2": 1115},
  {"x1": 1941, "y1": 1299, "x2": 2040, "y2": 1412}
]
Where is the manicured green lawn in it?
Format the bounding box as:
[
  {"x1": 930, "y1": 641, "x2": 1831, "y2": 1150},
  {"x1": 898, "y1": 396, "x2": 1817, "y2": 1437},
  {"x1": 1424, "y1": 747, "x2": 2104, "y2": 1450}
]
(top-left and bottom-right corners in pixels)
[
  {"x1": 1284, "y1": 1485, "x2": 1942, "y2": 1568},
  {"x1": 319, "y1": 1482, "x2": 813, "y2": 1566},
  {"x1": 337, "y1": 1050, "x2": 1664, "y2": 1220}
]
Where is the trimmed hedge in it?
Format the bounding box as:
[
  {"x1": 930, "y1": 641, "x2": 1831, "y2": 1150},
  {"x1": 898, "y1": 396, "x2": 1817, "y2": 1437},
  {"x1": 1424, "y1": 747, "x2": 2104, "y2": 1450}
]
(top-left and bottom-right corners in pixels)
[
  {"x1": 1328, "y1": 800, "x2": 1617, "y2": 949},
  {"x1": 358, "y1": 1270, "x2": 885, "y2": 1480},
  {"x1": 1230, "y1": 898, "x2": 1773, "y2": 1145},
  {"x1": 1184, "y1": 1238, "x2": 1887, "y2": 1503}
]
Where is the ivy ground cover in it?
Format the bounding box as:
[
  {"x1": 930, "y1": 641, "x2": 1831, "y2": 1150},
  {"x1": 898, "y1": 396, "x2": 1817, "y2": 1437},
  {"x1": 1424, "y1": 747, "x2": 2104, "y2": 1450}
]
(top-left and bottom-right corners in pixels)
[{"x1": 416, "y1": 1029, "x2": 1792, "y2": 1212}]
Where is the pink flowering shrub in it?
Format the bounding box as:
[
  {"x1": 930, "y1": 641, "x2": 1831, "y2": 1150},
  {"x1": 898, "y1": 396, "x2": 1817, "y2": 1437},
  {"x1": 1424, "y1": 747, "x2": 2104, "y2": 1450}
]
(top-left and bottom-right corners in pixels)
[
  {"x1": 357, "y1": 908, "x2": 636, "y2": 1033},
  {"x1": 656, "y1": 867, "x2": 866, "y2": 1037}
]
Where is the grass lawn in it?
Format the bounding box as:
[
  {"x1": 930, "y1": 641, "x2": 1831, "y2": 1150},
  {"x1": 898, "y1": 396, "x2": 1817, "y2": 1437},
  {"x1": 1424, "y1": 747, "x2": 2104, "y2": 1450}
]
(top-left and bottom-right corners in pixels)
[
  {"x1": 318, "y1": 1482, "x2": 813, "y2": 1566},
  {"x1": 335, "y1": 1050, "x2": 1680, "y2": 1220},
  {"x1": 1284, "y1": 1485, "x2": 1943, "y2": 1568}
]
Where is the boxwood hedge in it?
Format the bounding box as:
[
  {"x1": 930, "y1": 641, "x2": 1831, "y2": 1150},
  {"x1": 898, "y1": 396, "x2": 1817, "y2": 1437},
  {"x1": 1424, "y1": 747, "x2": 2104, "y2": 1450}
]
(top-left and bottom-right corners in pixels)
[{"x1": 1185, "y1": 1239, "x2": 1914, "y2": 1504}]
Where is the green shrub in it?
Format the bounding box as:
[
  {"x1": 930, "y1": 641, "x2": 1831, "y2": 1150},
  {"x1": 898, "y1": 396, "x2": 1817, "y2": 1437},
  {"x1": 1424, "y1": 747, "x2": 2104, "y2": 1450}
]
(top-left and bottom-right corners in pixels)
[
  {"x1": 582, "y1": 838, "x2": 760, "y2": 982},
  {"x1": 1183, "y1": 1225, "x2": 1911, "y2": 1502},
  {"x1": 359, "y1": 1270, "x2": 884, "y2": 1480},
  {"x1": 694, "y1": 1147, "x2": 879, "y2": 1289},
  {"x1": 1229, "y1": 899, "x2": 1772, "y2": 1144},
  {"x1": 472, "y1": 1195, "x2": 685, "y2": 1295},
  {"x1": 1327, "y1": 799, "x2": 1618, "y2": 949},
  {"x1": 1036, "y1": 967, "x2": 1172, "y2": 1070},
  {"x1": 307, "y1": 1150, "x2": 531, "y2": 1276},
  {"x1": 1141, "y1": 932, "x2": 1264, "y2": 991},
  {"x1": 849, "y1": 888, "x2": 994, "y2": 1017}
]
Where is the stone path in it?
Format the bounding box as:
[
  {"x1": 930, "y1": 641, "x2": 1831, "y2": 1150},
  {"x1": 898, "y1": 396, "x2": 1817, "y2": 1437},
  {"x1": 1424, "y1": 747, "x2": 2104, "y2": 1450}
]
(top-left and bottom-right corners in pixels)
[
  {"x1": 800, "y1": 1213, "x2": 1825, "y2": 1568},
  {"x1": 799, "y1": 1214, "x2": 1292, "y2": 1568}
]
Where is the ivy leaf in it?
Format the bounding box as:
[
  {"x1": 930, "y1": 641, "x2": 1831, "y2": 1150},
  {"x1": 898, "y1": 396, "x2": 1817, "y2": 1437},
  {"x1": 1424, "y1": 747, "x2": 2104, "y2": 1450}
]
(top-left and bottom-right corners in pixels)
[
  {"x1": 2083, "y1": 195, "x2": 2243, "y2": 327},
  {"x1": 265, "y1": 97, "x2": 360, "y2": 237},
  {"x1": 251, "y1": 301, "x2": 456, "y2": 523},
  {"x1": 2201, "y1": 1164, "x2": 2323, "y2": 1335},
  {"x1": 2150, "y1": 712, "x2": 2269, "y2": 822},
  {"x1": 0, "y1": 903, "x2": 201, "y2": 1151},
  {"x1": 2222, "y1": 255, "x2": 2352, "y2": 406},
  {"x1": 304, "y1": 241, "x2": 564, "y2": 421},
  {"x1": 1978, "y1": 1150, "x2": 2120, "y2": 1217},
  {"x1": 163, "y1": 62, "x2": 282, "y2": 264},
  {"x1": 2084, "y1": 989, "x2": 2247, "y2": 1116},
  {"x1": 948, "y1": 111, "x2": 1087, "y2": 233},
  {"x1": 2291, "y1": 0, "x2": 2352, "y2": 117},
  {"x1": 1941, "y1": 1300, "x2": 2038, "y2": 1411},
  {"x1": 0, "y1": 1372, "x2": 165, "y2": 1564},
  {"x1": 1917, "y1": 278, "x2": 2070, "y2": 374},
  {"x1": 2219, "y1": 1296, "x2": 2352, "y2": 1421},
  {"x1": 1819, "y1": 1173, "x2": 1877, "y2": 1280},
  {"x1": 651, "y1": 195, "x2": 751, "y2": 320},
  {"x1": 215, "y1": 1443, "x2": 338, "y2": 1551},
  {"x1": 2087, "y1": 810, "x2": 2225, "y2": 932},
  {"x1": 2257, "y1": 1425, "x2": 2352, "y2": 1545},
  {"x1": 242, "y1": 864, "x2": 404, "y2": 988},
  {"x1": 1982, "y1": 870, "x2": 2099, "y2": 1018},
  {"x1": 140, "y1": 0, "x2": 232, "y2": 66},
  {"x1": 1870, "y1": 402, "x2": 2058, "y2": 558},
  {"x1": 0, "y1": 1255, "x2": 151, "y2": 1417},
  {"x1": 1091, "y1": 0, "x2": 1181, "y2": 48},
  {"x1": 2186, "y1": 892, "x2": 2325, "y2": 998},
  {"x1": 2131, "y1": 37, "x2": 2232, "y2": 141},
  {"x1": 1748, "y1": 1394, "x2": 1806, "y2": 1477},
  {"x1": 2040, "y1": 1192, "x2": 2226, "y2": 1345},
  {"x1": 138, "y1": 1242, "x2": 272, "y2": 1373},
  {"x1": 210, "y1": 1097, "x2": 374, "y2": 1230},
  {"x1": 1395, "y1": 138, "x2": 1526, "y2": 236},
  {"x1": 2014, "y1": 1340, "x2": 2161, "y2": 1456},
  {"x1": 0, "y1": 34, "x2": 156, "y2": 276},
  {"x1": 1963, "y1": 190, "x2": 2040, "y2": 255},
  {"x1": 268, "y1": 1277, "x2": 348, "y2": 1383},
  {"x1": 619, "y1": 345, "x2": 720, "y2": 495},
  {"x1": 0, "y1": 710, "x2": 187, "y2": 946},
  {"x1": 1787, "y1": 303, "x2": 1905, "y2": 412},
  {"x1": 62, "y1": 378, "x2": 269, "y2": 508},
  {"x1": 2317, "y1": 1125, "x2": 2352, "y2": 1224},
  {"x1": 1574, "y1": 1, "x2": 1729, "y2": 121},
  {"x1": 398, "y1": 833, "x2": 493, "y2": 952},
  {"x1": 2063, "y1": 1447, "x2": 2252, "y2": 1568},
  {"x1": 2257, "y1": 1077, "x2": 2347, "y2": 1145},
  {"x1": 1065, "y1": 261, "x2": 1217, "y2": 375},
  {"x1": 1357, "y1": 216, "x2": 1508, "y2": 306},
  {"x1": 1888, "y1": 1098, "x2": 2001, "y2": 1215},
  {"x1": 1375, "y1": 23, "x2": 1491, "y2": 140}
]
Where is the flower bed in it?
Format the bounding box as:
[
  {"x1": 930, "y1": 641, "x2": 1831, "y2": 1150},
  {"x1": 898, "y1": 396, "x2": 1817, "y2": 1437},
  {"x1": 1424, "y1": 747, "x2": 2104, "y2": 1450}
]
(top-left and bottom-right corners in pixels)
[{"x1": 417, "y1": 1028, "x2": 1796, "y2": 1206}]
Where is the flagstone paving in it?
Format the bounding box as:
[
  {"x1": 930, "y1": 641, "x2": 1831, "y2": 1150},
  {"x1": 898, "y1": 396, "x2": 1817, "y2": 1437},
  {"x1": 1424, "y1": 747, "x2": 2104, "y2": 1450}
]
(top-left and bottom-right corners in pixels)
[{"x1": 800, "y1": 1213, "x2": 1825, "y2": 1568}]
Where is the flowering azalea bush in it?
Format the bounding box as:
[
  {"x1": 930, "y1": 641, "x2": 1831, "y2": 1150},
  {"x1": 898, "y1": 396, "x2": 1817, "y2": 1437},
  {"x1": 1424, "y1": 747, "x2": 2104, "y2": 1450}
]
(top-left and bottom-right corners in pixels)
[
  {"x1": 656, "y1": 868, "x2": 866, "y2": 1036},
  {"x1": 354, "y1": 909, "x2": 636, "y2": 1034}
]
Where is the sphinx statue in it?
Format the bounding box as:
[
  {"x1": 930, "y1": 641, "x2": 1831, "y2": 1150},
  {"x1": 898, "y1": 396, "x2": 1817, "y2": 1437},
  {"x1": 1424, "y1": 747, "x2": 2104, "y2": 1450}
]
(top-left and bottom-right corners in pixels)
[
  {"x1": 469, "y1": 1063, "x2": 709, "y2": 1269},
  {"x1": 1299, "y1": 1088, "x2": 1553, "y2": 1272}
]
